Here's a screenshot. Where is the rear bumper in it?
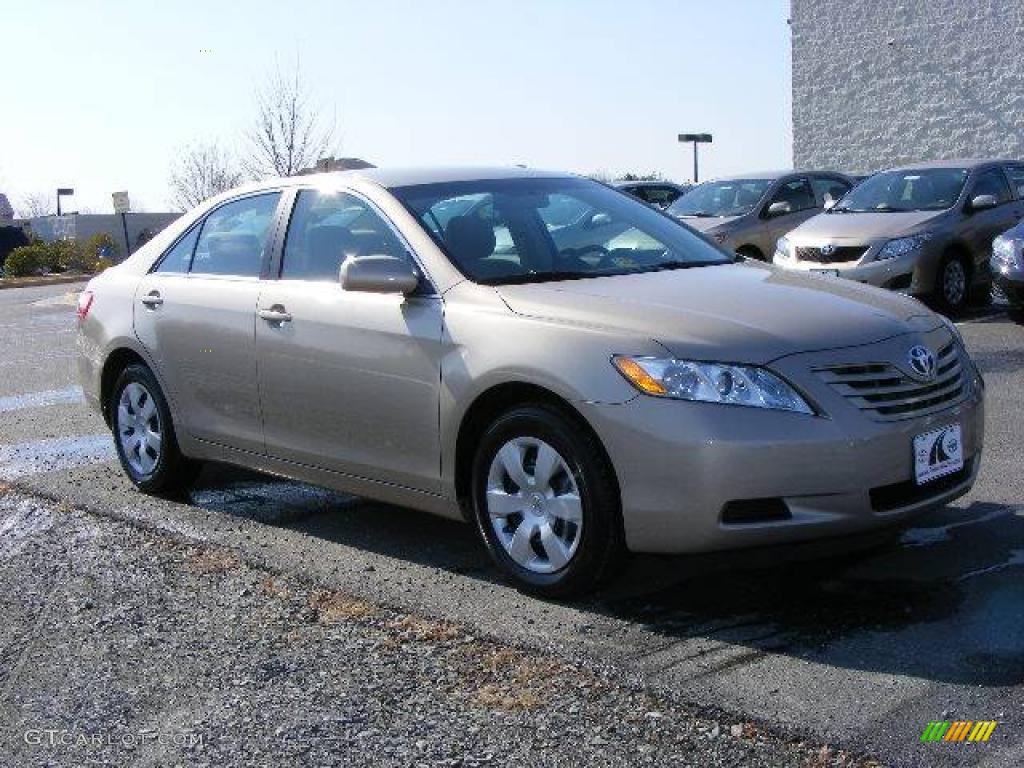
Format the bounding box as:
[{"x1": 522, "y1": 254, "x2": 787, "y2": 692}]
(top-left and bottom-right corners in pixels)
[{"x1": 579, "y1": 380, "x2": 984, "y2": 554}]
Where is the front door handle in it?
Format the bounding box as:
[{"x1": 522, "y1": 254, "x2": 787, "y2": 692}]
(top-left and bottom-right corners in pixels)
[
  {"x1": 258, "y1": 307, "x2": 292, "y2": 324},
  {"x1": 140, "y1": 291, "x2": 163, "y2": 308}
]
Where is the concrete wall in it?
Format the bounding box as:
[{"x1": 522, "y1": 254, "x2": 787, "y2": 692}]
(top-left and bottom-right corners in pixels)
[
  {"x1": 25, "y1": 213, "x2": 180, "y2": 261},
  {"x1": 791, "y1": 0, "x2": 1024, "y2": 174}
]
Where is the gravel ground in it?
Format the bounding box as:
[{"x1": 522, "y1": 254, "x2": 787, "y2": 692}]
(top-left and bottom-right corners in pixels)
[{"x1": 0, "y1": 489, "x2": 878, "y2": 767}]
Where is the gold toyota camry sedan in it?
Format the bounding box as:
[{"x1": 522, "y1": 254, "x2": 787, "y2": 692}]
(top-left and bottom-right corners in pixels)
[{"x1": 77, "y1": 167, "x2": 984, "y2": 596}]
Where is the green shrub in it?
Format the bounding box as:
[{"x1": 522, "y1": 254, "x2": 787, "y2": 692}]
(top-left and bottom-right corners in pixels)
[
  {"x1": 83, "y1": 233, "x2": 121, "y2": 263},
  {"x1": 93, "y1": 257, "x2": 113, "y2": 274},
  {"x1": 4, "y1": 244, "x2": 48, "y2": 276},
  {"x1": 47, "y1": 238, "x2": 85, "y2": 272}
]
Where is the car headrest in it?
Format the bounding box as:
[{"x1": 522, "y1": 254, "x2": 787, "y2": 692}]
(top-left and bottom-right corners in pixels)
[{"x1": 444, "y1": 215, "x2": 496, "y2": 265}]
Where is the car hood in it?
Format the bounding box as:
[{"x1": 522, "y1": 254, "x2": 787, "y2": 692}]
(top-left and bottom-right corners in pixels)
[
  {"x1": 674, "y1": 215, "x2": 740, "y2": 233},
  {"x1": 495, "y1": 263, "x2": 941, "y2": 364},
  {"x1": 790, "y1": 210, "x2": 943, "y2": 242}
]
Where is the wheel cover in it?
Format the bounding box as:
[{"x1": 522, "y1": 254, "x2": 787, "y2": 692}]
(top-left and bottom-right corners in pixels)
[
  {"x1": 943, "y1": 260, "x2": 966, "y2": 305},
  {"x1": 116, "y1": 382, "x2": 162, "y2": 476},
  {"x1": 485, "y1": 437, "x2": 583, "y2": 574}
]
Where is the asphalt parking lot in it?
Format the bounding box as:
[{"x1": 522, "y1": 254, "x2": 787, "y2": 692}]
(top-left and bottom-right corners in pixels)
[{"x1": 1, "y1": 281, "x2": 1022, "y2": 767}]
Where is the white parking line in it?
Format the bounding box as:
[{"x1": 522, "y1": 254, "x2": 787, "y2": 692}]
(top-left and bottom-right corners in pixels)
[
  {"x1": 0, "y1": 434, "x2": 114, "y2": 481},
  {"x1": 0, "y1": 387, "x2": 84, "y2": 413}
]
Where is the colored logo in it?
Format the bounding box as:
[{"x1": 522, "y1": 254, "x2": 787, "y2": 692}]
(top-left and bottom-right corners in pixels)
[
  {"x1": 820, "y1": 244, "x2": 836, "y2": 256},
  {"x1": 920, "y1": 721, "x2": 997, "y2": 742},
  {"x1": 907, "y1": 344, "x2": 937, "y2": 381}
]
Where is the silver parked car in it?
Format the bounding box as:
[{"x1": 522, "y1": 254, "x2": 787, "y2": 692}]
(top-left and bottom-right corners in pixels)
[
  {"x1": 991, "y1": 225, "x2": 1024, "y2": 311},
  {"x1": 665, "y1": 171, "x2": 854, "y2": 260},
  {"x1": 77, "y1": 167, "x2": 984, "y2": 596},
  {"x1": 774, "y1": 159, "x2": 1024, "y2": 314}
]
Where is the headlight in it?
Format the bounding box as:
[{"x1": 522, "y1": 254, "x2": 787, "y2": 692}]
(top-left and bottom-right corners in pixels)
[
  {"x1": 774, "y1": 236, "x2": 791, "y2": 262},
  {"x1": 992, "y1": 236, "x2": 1020, "y2": 269},
  {"x1": 939, "y1": 314, "x2": 964, "y2": 348},
  {"x1": 612, "y1": 356, "x2": 814, "y2": 414},
  {"x1": 878, "y1": 233, "x2": 933, "y2": 260}
]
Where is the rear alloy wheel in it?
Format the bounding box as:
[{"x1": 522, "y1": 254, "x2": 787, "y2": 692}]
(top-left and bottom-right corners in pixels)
[
  {"x1": 936, "y1": 254, "x2": 969, "y2": 315},
  {"x1": 471, "y1": 404, "x2": 623, "y2": 597},
  {"x1": 110, "y1": 364, "x2": 200, "y2": 496}
]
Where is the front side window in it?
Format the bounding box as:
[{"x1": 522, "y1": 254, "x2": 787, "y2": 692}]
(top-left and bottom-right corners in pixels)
[
  {"x1": 281, "y1": 189, "x2": 410, "y2": 281},
  {"x1": 1004, "y1": 165, "x2": 1024, "y2": 199},
  {"x1": 667, "y1": 179, "x2": 773, "y2": 218},
  {"x1": 155, "y1": 225, "x2": 199, "y2": 273},
  {"x1": 810, "y1": 177, "x2": 851, "y2": 207},
  {"x1": 834, "y1": 168, "x2": 968, "y2": 212},
  {"x1": 190, "y1": 193, "x2": 281, "y2": 277},
  {"x1": 394, "y1": 177, "x2": 731, "y2": 285},
  {"x1": 971, "y1": 168, "x2": 1012, "y2": 205},
  {"x1": 768, "y1": 178, "x2": 816, "y2": 213}
]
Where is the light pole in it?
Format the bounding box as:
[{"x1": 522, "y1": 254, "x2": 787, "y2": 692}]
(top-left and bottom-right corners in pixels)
[
  {"x1": 678, "y1": 133, "x2": 712, "y2": 184},
  {"x1": 56, "y1": 187, "x2": 74, "y2": 216}
]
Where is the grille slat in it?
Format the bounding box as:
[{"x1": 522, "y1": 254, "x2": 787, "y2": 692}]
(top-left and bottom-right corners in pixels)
[{"x1": 813, "y1": 341, "x2": 967, "y2": 421}]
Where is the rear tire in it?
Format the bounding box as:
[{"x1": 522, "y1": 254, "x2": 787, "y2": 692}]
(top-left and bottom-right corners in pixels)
[
  {"x1": 109, "y1": 364, "x2": 201, "y2": 496},
  {"x1": 934, "y1": 252, "x2": 970, "y2": 316},
  {"x1": 470, "y1": 404, "x2": 624, "y2": 598}
]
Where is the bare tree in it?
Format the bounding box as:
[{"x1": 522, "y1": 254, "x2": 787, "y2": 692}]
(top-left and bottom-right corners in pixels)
[
  {"x1": 244, "y1": 60, "x2": 337, "y2": 179},
  {"x1": 19, "y1": 192, "x2": 55, "y2": 218},
  {"x1": 168, "y1": 141, "x2": 244, "y2": 211}
]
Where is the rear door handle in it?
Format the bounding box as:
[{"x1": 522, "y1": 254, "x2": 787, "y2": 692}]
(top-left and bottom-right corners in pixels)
[
  {"x1": 140, "y1": 292, "x2": 163, "y2": 308},
  {"x1": 258, "y1": 307, "x2": 292, "y2": 324}
]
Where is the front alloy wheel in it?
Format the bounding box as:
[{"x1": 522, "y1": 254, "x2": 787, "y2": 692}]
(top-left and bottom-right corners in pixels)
[
  {"x1": 938, "y1": 256, "x2": 968, "y2": 313},
  {"x1": 471, "y1": 404, "x2": 623, "y2": 597},
  {"x1": 117, "y1": 382, "x2": 162, "y2": 476},
  {"x1": 486, "y1": 437, "x2": 583, "y2": 574}
]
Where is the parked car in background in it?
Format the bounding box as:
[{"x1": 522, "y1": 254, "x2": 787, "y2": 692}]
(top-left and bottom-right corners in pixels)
[
  {"x1": 992, "y1": 225, "x2": 1024, "y2": 311},
  {"x1": 666, "y1": 171, "x2": 854, "y2": 261},
  {"x1": 774, "y1": 159, "x2": 1024, "y2": 314},
  {"x1": 614, "y1": 179, "x2": 691, "y2": 209},
  {"x1": 77, "y1": 167, "x2": 983, "y2": 597}
]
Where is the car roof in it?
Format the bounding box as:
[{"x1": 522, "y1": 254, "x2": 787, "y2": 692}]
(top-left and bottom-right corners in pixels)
[
  {"x1": 888, "y1": 158, "x2": 1016, "y2": 171},
  {"x1": 241, "y1": 166, "x2": 572, "y2": 193},
  {"x1": 612, "y1": 179, "x2": 687, "y2": 188},
  {"x1": 704, "y1": 170, "x2": 849, "y2": 183}
]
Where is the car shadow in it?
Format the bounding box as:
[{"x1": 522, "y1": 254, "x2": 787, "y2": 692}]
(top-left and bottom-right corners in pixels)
[{"x1": 186, "y1": 463, "x2": 1023, "y2": 687}]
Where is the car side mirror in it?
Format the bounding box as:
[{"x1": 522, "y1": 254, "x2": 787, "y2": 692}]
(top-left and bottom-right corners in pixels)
[
  {"x1": 340, "y1": 255, "x2": 420, "y2": 295},
  {"x1": 823, "y1": 198, "x2": 837, "y2": 211},
  {"x1": 766, "y1": 201, "x2": 793, "y2": 217},
  {"x1": 968, "y1": 194, "x2": 998, "y2": 212}
]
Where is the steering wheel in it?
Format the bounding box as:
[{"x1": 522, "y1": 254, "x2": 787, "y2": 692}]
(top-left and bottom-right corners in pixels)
[{"x1": 558, "y1": 245, "x2": 615, "y2": 270}]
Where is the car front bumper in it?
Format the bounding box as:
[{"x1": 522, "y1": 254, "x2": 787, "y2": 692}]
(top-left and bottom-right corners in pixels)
[
  {"x1": 993, "y1": 271, "x2": 1024, "y2": 306},
  {"x1": 775, "y1": 242, "x2": 942, "y2": 295},
  {"x1": 579, "y1": 362, "x2": 984, "y2": 554}
]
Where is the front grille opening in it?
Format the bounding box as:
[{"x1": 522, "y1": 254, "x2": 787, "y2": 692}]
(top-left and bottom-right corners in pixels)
[
  {"x1": 869, "y1": 464, "x2": 972, "y2": 512},
  {"x1": 885, "y1": 273, "x2": 913, "y2": 290},
  {"x1": 721, "y1": 498, "x2": 792, "y2": 525}
]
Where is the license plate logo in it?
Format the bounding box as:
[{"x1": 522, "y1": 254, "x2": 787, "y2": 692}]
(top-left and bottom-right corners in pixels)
[
  {"x1": 914, "y1": 424, "x2": 964, "y2": 485},
  {"x1": 811, "y1": 269, "x2": 840, "y2": 278}
]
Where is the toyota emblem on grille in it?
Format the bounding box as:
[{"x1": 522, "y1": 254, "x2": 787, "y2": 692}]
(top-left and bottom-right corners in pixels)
[
  {"x1": 820, "y1": 244, "x2": 836, "y2": 256},
  {"x1": 907, "y1": 345, "x2": 937, "y2": 381}
]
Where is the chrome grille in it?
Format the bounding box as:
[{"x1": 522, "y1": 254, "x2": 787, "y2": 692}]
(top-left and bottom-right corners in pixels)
[
  {"x1": 794, "y1": 245, "x2": 868, "y2": 264},
  {"x1": 814, "y1": 342, "x2": 967, "y2": 421}
]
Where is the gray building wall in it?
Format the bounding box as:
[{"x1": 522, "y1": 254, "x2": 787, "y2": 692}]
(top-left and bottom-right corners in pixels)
[
  {"x1": 25, "y1": 213, "x2": 180, "y2": 261},
  {"x1": 791, "y1": 0, "x2": 1024, "y2": 174}
]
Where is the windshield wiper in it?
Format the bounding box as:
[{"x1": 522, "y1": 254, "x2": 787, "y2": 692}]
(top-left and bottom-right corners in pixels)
[{"x1": 482, "y1": 270, "x2": 596, "y2": 285}]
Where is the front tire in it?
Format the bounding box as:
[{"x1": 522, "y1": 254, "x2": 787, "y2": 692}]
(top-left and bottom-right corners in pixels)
[
  {"x1": 110, "y1": 363, "x2": 200, "y2": 496},
  {"x1": 470, "y1": 404, "x2": 623, "y2": 598},
  {"x1": 934, "y1": 253, "x2": 970, "y2": 315}
]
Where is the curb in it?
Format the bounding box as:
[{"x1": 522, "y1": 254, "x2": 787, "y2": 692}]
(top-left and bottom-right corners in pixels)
[{"x1": 0, "y1": 274, "x2": 91, "y2": 291}]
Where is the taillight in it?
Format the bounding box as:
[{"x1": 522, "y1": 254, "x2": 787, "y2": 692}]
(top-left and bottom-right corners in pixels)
[{"x1": 76, "y1": 290, "x2": 94, "y2": 323}]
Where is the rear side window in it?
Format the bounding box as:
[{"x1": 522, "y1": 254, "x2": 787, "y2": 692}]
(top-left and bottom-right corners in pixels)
[
  {"x1": 190, "y1": 193, "x2": 281, "y2": 277},
  {"x1": 971, "y1": 169, "x2": 1012, "y2": 205},
  {"x1": 155, "y1": 225, "x2": 199, "y2": 273},
  {"x1": 810, "y1": 177, "x2": 851, "y2": 207},
  {"x1": 281, "y1": 189, "x2": 409, "y2": 281}
]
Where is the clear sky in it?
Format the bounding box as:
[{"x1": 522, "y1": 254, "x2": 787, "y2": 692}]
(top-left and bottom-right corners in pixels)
[{"x1": 0, "y1": 0, "x2": 792, "y2": 214}]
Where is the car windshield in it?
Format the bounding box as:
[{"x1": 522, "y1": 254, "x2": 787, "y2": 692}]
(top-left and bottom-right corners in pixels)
[
  {"x1": 833, "y1": 168, "x2": 968, "y2": 212},
  {"x1": 666, "y1": 179, "x2": 773, "y2": 218},
  {"x1": 393, "y1": 177, "x2": 732, "y2": 285}
]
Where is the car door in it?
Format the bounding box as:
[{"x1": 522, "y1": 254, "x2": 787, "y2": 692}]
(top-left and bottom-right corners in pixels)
[
  {"x1": 255, "y1": 187, "x2": 445, "y2": 493},
  {"x1": 961, "y1": 167, "x2": 1019, "y2": 273},
  {"x1": 756, "y1": 176, "x2": 818, "y2": 255},
  {"x1": 133, "y1": 191, "x2": 283, "y2": 454}
]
